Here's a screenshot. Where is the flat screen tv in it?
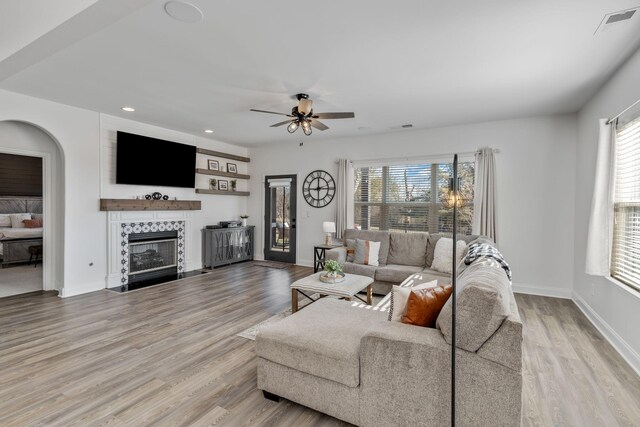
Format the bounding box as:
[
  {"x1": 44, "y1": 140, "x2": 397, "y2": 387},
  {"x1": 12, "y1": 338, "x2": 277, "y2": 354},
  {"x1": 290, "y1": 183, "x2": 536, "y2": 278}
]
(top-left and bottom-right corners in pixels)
[{"x1": 116, "y1": 131, "x2": 196, "y2": 188}]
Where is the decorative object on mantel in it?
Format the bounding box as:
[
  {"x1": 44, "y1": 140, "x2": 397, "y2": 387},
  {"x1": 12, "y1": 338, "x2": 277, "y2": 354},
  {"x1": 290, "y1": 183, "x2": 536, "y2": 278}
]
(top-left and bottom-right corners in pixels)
[
  {"x1": 151, "y1": 192, "x2": 162, "y2": 200},
  {"x1": 145, "y1": 194, "x2": 151, "y2": 200},
  {"x1": 162, "y1": 195, "x2": 169, "y2": 200},
  {"x1": 209, "y1": 178, "x2": 217, "y2": 190},
  {"x1": 303, "y1": 170, "x2": 336, "y2": 208},
  {"x1": 227, "y1": 163, "x2": 238, "y2": 174},
  {"x1": 99, "y1": 199, "x2": 201, "y2": 211},
  {"x1": 208, "y1": 159, "x2": 219, "y2": 171},
  {"x1": 322, "y1": 221, "x2": 336, "y2": 245},
  {"x1": 230, "y1": 179, "x2": 237, "y2": 191},
  {"x1": 240, "y1": 214, "x2": 249, "y2": 227},
  {"x1": 218, "y1": 180, "x2": 228, "y2": 191}
]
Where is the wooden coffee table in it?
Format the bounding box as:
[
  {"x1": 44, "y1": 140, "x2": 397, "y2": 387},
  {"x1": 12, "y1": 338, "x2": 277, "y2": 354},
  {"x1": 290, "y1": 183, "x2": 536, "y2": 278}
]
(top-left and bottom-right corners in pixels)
[{"x1": 290, "y1": 272, "x2": 374, "y2": 313}]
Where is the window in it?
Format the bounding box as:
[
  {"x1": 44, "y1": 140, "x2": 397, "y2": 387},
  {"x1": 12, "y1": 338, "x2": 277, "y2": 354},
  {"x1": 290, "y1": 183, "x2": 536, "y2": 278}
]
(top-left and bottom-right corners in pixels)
[
  {"x1": 611, "y1": 115, "x2": 640, "y2": 292},
  {"x1": 354, "y1": 161, "x2": 474, "y2": 234}
]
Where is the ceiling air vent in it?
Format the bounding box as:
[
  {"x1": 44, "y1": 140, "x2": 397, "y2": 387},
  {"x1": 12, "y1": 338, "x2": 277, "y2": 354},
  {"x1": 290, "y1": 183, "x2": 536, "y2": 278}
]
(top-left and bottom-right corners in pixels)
[
  {"x1": 595, "y1": 8, "x2": 638, "y2": 34},
  {"x1": 390, "y1": 124, "x2": 413, "y2": 130}
]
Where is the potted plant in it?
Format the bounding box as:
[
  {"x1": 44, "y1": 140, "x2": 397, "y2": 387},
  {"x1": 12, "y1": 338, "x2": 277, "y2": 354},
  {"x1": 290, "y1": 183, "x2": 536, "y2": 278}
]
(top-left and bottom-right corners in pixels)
[
  {"x1": 230, "y1": 179, "x2": 237, "y2": 192},
  {"x1": 323, "y1": 259, "x2": 343, "y2": 280},
  {"x1": 240, "y1": 214, "x2": 249, "y2": 227},
  {"x1": 209, "y1": 178, "x2": 217, "y2": 190}
]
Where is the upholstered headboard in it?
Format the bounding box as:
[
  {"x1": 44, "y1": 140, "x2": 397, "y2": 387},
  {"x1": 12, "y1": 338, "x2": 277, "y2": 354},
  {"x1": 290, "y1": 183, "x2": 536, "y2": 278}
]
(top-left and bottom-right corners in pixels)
[{"x1": 0, "y1": 197, "x2": 43, "y2": 214}]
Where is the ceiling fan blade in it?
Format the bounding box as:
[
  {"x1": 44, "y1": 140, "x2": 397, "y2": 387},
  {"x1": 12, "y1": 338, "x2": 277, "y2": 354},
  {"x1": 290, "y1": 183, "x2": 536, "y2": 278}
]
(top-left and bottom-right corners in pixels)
[
  {"x1": 250, "y1": 109, "x2": 290, "y2": 116},
  {"x1": 310, "y1": 120, "x2": 329, "y2": 131},
  {"x1": 270, "y1": 120, "x2": 294, "y2": 128},
  {"x1": 312, "y1": 112, "x2": 355, "y2": 119}
]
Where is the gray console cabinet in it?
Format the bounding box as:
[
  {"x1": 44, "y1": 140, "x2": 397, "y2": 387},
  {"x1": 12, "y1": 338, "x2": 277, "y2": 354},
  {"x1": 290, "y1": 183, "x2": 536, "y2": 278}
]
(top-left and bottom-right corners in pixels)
[{"x1": 203, "y1": 226, "x2": 254, "y2": 268}]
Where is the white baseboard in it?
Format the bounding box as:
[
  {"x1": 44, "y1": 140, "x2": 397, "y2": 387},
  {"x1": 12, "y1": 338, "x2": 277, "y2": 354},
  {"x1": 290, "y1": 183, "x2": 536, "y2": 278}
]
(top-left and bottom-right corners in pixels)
[
  {"x1": 572, "y1": 291, "x2": 640, "y2": 377},
  {"x1": 512, "y1": 282, "x2": 572, "y2": 299},
  {"x1": 59, "y1": 281, "x2": 105, "y2": 298}
]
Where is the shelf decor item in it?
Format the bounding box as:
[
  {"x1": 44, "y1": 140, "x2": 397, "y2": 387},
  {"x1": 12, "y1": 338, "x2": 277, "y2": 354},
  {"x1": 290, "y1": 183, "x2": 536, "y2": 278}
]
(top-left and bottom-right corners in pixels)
[
  {"x1": 152, "y1": 192, "x2": 162, "y2": 200},
  {"x1": 230, "y1": 179, "x2": 237, "y2": 191},
  {"x1": 208, "y1": 159, "x2": 219, "y2": 171},
  {"x1": 240, "y1": 214, "x2": 249, "y2": 227},
  {"x1": 227, "y1": 163, "x2": 238, "y2": 174},
  {"x1": 209, "y1": 178, "x2": 217, "y2": 190},
  {"x1": 218, "y1": 180, "x2": 228, "y2": 191}
]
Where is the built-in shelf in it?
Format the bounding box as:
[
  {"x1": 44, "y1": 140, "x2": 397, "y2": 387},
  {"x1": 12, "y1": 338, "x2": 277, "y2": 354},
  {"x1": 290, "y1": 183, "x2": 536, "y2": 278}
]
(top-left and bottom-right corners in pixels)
[
  {"x1": 195, "y1": 189, "x2": 250, "y2": 197},
  {"x1": 100, "y1": 199, "x2": 202, "y2": 211},
  {"x1": 197, "y1": 148, "x2": 250, "y2": 163},
  {"x1": 195, "y1": 168, "x2": 250, "y2": 180}
]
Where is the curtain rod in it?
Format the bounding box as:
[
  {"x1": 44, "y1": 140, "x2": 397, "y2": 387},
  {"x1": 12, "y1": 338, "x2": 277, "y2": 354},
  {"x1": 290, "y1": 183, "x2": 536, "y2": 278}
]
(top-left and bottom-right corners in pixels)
[
  {"x1": 607, "y1": 97, "x2": 640, "y2": 125},
  {"x1": 341, "y1": 148, "x2": 500, "y2": 164}
]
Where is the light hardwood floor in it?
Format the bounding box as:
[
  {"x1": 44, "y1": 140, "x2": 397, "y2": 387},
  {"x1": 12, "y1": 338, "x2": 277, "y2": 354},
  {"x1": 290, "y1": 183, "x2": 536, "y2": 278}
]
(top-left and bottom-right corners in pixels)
[{"x1": 0, "y1": 263, "x2": 639, "y2": 426}]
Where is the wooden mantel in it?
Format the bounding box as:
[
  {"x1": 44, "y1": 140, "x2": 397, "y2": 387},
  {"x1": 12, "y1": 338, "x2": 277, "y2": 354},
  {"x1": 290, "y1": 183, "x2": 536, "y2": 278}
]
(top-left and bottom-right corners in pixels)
[{"x1": 100, "y1": 199, "x2": 201, "y2": 211}]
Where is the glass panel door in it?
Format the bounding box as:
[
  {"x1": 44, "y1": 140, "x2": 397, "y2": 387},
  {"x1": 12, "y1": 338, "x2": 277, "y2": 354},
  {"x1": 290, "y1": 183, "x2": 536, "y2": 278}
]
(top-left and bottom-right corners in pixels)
[{"x1": 264, "y1": 175, "x2": 297, "y2": 263}]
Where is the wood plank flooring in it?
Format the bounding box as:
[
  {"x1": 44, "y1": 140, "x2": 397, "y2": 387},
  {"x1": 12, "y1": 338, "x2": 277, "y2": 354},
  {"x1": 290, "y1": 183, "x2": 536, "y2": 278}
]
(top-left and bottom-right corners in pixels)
[{"x1": 0, "y1": 263, "x2": 639, "y2": 426}]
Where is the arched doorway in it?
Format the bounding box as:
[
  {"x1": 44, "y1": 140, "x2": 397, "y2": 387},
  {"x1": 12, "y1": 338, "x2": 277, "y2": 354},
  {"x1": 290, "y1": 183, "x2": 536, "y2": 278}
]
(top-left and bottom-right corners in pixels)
[{"x1": 0, "y1": 121, "x2": 65, "y2": 295}]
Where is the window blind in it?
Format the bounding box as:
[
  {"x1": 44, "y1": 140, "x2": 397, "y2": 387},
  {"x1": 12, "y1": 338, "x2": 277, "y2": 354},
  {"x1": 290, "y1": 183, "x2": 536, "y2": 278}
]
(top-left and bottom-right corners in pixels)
[
  {"x1": 611, "y1": 115, "x2": 640, "y2": 291},
  {"x1": 354, "y1": 162, "x2": 474, "y2": 234}
]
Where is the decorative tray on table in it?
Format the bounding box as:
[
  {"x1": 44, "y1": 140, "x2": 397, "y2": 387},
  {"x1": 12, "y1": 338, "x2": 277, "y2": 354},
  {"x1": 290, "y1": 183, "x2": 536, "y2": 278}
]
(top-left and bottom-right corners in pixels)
[{"x1": 319, "y1": 272, "x2": 346, "y2": 284}]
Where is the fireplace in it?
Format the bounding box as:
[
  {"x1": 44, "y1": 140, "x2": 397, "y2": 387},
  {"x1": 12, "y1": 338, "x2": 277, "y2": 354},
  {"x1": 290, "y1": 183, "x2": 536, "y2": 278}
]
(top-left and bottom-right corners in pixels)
[{"x1": 128, "y1": 231, "x2": 178, "y2": 283}]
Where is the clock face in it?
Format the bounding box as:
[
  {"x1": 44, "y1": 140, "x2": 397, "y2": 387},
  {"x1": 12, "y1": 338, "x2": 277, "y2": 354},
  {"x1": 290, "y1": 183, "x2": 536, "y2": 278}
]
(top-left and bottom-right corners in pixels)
[{"x1": 303, "y1": 170, "x2": 336, "y2": 208}]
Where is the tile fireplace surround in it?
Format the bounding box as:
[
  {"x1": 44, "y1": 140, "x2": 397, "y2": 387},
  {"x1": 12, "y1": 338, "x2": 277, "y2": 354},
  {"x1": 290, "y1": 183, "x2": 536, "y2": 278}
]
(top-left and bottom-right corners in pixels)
[{"x1": 106, "y1": 211, "x2": 193, "y2": 288}]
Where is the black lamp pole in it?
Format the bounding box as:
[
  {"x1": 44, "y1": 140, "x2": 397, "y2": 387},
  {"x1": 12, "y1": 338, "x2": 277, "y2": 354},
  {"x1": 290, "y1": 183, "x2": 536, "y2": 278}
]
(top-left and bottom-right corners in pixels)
[{"x1": 451, "y1": 154, "x2": 458, "y2": 427}]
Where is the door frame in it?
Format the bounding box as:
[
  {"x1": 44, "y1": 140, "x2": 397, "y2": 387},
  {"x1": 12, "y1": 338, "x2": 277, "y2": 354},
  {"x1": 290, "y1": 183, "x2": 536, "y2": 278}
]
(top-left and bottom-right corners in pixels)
[
  {"x1": 261, "y1": 173, "x2": 300, "y2": 264},
  {"x1": 0, "y1": 146, "x2": 54, "y2": 291}
]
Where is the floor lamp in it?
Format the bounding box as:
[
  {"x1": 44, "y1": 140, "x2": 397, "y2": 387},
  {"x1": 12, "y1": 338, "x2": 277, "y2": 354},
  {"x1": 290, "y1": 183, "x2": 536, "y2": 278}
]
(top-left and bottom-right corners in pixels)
[{"x1": 450, "y1": 154, "x2": 459, "y2": 427}]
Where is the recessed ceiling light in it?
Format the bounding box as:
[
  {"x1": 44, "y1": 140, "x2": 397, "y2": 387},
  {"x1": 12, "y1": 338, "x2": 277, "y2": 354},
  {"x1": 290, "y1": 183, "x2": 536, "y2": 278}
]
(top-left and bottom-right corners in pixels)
[
  {"x1": 164, "y1": 1, "x2": 203, "y2": 23},
  {"x1": 204, "y1": 129, "x2": 214, "y2": 134},
  {"x1": 121, "y1": 106, "x2": 135, "y2": 112}
]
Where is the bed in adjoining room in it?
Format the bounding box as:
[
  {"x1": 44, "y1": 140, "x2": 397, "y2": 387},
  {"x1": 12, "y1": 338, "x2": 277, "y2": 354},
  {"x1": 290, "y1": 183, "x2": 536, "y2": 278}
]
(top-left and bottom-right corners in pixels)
[{"x1": 0, "y1": 198, "x2": 44, "y2": 268}]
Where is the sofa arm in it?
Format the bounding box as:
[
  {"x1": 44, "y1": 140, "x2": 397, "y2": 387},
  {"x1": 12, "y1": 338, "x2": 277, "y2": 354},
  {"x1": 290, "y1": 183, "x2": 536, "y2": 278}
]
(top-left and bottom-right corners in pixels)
[
  {"x1": 359, "y1": 322, "x2": 522, "y2": 427},
  {"x1": 359, "y1": 323, "x2": 452, "y2": 426},
  {"x1": 326, "y1": 247, "x2": 346, "y2": 263}
]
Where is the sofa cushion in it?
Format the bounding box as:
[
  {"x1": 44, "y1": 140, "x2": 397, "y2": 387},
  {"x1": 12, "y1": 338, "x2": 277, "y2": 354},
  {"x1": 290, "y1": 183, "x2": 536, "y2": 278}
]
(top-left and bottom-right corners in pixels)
[
  {"x1": 256, "y1": 299, "x2": 386, "y2": 388},
  {"x1": 343, "y1": 262, "x2": 377, "y2": 279},
  {"x1": 401, "y1": 285, "x2": 453, "y2": 328},
  {"x1": 354, "y1": 239, "x2": 381, "y2": 266},
  {"x1": 436, "y1": 258, "x2": 512, "y2": 352},
  {"x1": 426, "y1": 233, "x2": 478, "y2": 267},
  {"x1": 430, "y1": 238, "x2": 467, "y2": 274},
  {"x1": 376, "y1": 264, "x2": 423, "y2": 283},
  {"x1": 343, "y1": 229, "x2": 390, "y2": 265},
  {"x1": 386, "y1": 232, "x2": 429, "y2": 267}
]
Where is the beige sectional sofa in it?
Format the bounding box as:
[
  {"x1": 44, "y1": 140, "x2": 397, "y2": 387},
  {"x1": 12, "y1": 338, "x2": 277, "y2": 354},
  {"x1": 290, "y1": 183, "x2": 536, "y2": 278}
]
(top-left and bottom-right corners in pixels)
[
  {"x1": 326, "y1": 229, "x2": 479, "y2": 295},
  {"x1": 256, "y1": 251, "x2": 522, "y2": 426}
]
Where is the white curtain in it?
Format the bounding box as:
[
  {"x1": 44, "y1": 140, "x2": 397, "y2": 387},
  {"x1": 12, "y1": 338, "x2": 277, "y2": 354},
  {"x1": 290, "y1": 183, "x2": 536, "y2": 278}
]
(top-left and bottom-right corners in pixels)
[
  {"x1": 335, "y1": 159, "x2": 354, "y2": 239},
  {"x1": 472, "y1": 148, "x2": 497, "y2": 242},
  {"x1": 585, "y1": 119, "x2": 616, "y2": 276}
]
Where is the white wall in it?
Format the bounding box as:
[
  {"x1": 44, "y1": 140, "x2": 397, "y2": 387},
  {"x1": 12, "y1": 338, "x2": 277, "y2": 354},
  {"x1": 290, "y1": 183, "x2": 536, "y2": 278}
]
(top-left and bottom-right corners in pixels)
[
  {"x1": 0, "y1": 88, "x2": 103, "y2": 297},
  {"x1": 99, "y1": 114, "x2": 248, "y2": 275},
  {"x1": 0, "y1": 121, "x2": 64, "y2": 290},
  {"x1": 248, "y1": 115, "x2": 578, "y2": 298},
  {"x1": 574, "y1": 47, "x2": 640, "y2": 374}
]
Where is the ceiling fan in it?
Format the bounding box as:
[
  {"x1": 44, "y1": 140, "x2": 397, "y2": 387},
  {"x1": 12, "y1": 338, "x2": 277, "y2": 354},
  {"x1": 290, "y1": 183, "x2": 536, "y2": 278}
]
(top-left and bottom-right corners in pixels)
[{"x1": 250, "y1": 93, "x2": 355, "y2": 136}]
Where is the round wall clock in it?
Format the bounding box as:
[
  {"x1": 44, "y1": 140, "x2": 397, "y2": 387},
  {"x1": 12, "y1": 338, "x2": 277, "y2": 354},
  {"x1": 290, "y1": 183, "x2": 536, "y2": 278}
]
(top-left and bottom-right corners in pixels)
[{"x1": 303, "y1": 170, "x2": 336, "y2": 208}]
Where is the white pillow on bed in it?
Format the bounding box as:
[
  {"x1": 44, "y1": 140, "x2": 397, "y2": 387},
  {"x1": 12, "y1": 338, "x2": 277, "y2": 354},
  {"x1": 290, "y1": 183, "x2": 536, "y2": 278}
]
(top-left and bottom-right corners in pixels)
[
  {"x1": 9, "y1": 213, "x2": 31, "y2": 228},
  {"x1": 0, "y1": 214, "x2": 10, "y2": 227}
]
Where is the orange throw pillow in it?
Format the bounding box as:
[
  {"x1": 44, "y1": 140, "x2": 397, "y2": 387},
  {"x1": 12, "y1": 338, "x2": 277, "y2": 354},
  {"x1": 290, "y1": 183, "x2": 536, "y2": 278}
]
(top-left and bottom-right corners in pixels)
[
  {"x1": 401, "y1": 285, "x2": 453, "y2": 328},
  {"x1": 22, "y1": 218, "x2": 43, "y2": 228}
]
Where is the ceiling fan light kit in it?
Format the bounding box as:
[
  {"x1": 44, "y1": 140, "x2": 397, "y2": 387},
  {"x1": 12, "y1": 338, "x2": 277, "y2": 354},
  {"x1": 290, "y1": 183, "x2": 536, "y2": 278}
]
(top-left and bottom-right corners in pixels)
[{"x1": 250, "y1": 93, "x2": 355, "y2": 136}]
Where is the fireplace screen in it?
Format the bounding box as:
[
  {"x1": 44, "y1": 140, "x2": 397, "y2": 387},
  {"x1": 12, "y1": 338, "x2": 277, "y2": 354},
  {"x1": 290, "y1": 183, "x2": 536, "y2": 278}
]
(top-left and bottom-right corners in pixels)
[{"x1": 129, "y1": 239, "x2": 177, "y2": 275}]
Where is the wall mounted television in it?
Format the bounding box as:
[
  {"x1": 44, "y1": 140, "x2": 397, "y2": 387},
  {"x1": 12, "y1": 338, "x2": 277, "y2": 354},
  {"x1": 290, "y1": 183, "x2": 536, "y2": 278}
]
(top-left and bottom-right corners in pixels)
[{"x1": 116, "y1": 131, "x2": 196, "y2": 188}]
